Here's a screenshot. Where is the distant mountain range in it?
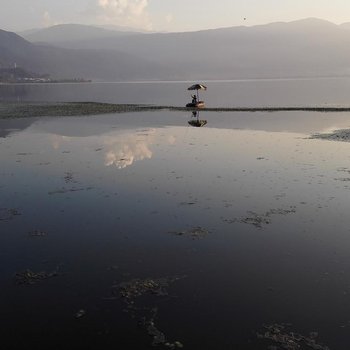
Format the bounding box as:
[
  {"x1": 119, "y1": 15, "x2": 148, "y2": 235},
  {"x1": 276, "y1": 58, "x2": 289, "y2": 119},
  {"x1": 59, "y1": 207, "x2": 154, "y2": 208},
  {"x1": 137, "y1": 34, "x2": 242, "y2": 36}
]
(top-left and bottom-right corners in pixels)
[
  {"x1": 0, "y1": 28, "x2": 171, "y2": 81},
  {"x1": 19, "y1": 24, "x2": 140, "y2": 43},
  {"x1": 2, "y1": 18, "x2": 350, "y2": 81}
]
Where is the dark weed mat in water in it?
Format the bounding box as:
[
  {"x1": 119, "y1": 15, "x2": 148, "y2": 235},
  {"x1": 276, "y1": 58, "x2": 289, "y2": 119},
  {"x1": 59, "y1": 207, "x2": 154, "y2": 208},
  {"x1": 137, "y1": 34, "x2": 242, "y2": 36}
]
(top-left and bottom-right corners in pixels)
[
  {"x1": 14, "y1": 265, "x2": 62, "y2": 285},
  {"x1": 310, "y1": 129, "x2": 350, "y2": 142},
  {"x1": 223, "y1": 207, "x2": 297, "y2": 229},
  {"x1": 28, "y1": 229, "x2": 48, "y2": 237},
  {"x1": 108, "y1": 276, "x2": 186, "y2": 348},
  {"x1": 334, "y1": 168, "x2": 350, "y2": 182},
  {"x1": 48, "y1": 186, "x2": 94, "y2": 195},
  {"x1": 256, "y1": 324, "x2": 330, "y2": 350},
  {"x1": 0, "y1": 207, "x2": 21, "y2": 221},
  {"x1": 168, "y1": 227, "x2": 210, "y2": 239},
  {"x1": 3, "y1": 102, "x2": 350, "y2": 119},
  {"x1": 0, "y1": 102, "x2": 149, "y2": 119},
  {"x1": 64, "y1": 172, "x2": 78, "y2": 184}
]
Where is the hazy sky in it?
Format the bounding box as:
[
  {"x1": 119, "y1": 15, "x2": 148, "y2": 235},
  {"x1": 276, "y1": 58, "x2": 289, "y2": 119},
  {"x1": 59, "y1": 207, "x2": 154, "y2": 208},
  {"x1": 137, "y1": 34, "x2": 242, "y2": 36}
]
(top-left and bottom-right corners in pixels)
[{"x1": 2, "y1": 0, "x2": 350, "y2": 32}]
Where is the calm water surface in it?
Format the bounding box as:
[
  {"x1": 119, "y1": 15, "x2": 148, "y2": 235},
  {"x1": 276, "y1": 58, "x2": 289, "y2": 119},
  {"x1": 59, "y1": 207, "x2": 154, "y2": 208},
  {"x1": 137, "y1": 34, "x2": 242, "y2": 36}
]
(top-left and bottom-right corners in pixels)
[
  {"x1": 2, "y1": 77, "x2": 350, "y2": 107},
  {"x1": 1, "y1": 110, "x2": 350, "y2": 349}
]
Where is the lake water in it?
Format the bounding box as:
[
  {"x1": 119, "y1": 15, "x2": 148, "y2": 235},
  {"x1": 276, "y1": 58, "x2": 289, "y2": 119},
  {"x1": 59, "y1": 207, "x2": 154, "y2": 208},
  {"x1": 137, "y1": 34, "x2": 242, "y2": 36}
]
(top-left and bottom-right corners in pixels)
[
  {"x1": 2, "y1": 77, "x2": 350, "y2": 107},
  {"x1": 1, "y1": 106, "x2": 350, "y2": 349}
]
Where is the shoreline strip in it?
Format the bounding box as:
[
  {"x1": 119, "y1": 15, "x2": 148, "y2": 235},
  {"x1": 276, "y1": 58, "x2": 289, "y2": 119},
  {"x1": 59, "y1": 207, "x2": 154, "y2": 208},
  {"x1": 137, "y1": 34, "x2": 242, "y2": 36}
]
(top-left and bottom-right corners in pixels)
[{"x1": 1, "y1": 102, "x2": 350, "y2": 119}]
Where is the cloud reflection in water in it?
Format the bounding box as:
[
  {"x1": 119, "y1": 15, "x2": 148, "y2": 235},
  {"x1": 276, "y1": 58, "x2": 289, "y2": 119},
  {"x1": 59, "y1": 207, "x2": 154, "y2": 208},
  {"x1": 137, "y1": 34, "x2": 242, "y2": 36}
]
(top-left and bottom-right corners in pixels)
[{"x1": 104, "y1": 129, "x2": 156, "y2": 169}]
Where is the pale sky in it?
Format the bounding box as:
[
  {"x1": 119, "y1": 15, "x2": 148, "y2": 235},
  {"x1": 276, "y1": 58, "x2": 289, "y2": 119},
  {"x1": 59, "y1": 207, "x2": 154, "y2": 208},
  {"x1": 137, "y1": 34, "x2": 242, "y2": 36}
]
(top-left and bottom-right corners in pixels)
[{"x1": 1, "y1": 0, "x2": 350, "y2": 32}]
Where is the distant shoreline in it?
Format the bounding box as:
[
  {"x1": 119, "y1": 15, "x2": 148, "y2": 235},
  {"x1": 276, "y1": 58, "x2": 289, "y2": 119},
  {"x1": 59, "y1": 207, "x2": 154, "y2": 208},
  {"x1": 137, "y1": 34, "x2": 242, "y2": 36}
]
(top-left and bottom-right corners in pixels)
[
  {"x1": 0, "y1": 80, "x2": 91, "y2": 85},
  {"x1": 2, "y1": 102, "x2": 350, "y2": 119}
]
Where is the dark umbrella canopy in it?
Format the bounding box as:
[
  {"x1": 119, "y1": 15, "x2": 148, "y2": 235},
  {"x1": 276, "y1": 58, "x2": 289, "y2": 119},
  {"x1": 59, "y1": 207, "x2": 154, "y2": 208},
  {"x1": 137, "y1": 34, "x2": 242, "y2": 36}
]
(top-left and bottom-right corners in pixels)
[
  {"x1": 187, "y1": 84, "x2": 207, "y2": 91},
  {"x1": 187, "y1": 84, "x2": 207, "y2": 102}
]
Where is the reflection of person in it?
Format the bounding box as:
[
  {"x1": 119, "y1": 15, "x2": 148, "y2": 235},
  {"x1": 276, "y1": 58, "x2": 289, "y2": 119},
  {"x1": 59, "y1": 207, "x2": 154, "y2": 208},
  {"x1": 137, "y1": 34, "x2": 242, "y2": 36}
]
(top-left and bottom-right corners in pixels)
[{"x1": 191, "y1": 94, "x2": 197, "y2": 104}]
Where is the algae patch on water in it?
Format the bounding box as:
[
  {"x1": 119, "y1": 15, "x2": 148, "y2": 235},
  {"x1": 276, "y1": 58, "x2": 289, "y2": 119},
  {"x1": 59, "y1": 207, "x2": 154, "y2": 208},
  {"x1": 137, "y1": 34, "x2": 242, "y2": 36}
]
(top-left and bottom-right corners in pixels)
[
  {"x1": 310, "y1": 129, "x2": 350, "y2": 142},
  {"x1": 169, "y1": 227, "x2": 210, "y2": 239},
  {"x1": 257, "y1": 323, "x2": 330, "y2": 350},
  {"x1": 111, "y1": 276, "x2": 186, "y2": 348},
  {"x1": 14, "y1": 266, "x2": 61, "y2": 285},
  {"x1": 224, "y1": 207, "x2": 296, "y2": 229},
  {"x1": 0, "y1": 208, "x2": 21, "y2": 221}
]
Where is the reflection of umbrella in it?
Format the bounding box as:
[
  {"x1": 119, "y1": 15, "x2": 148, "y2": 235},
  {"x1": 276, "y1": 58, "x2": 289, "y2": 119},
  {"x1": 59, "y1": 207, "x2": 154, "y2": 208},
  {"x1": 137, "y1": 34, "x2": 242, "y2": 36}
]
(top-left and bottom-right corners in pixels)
[
  {"x1": 188, "y1": 120, "x2": 207, "y2": 127},
  {"x1": 188, "y1": 110, "x2": 207, "y2": 127},
  {"x1": 187, "y1": 84, "x2": 207, "y2": 101}
]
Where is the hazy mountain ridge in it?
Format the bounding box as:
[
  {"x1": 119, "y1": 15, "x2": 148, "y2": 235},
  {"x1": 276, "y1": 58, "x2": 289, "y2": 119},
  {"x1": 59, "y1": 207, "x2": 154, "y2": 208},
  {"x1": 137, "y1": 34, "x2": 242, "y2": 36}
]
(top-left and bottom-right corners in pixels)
[
  {"x1": 3, "y1": 18, "x2": 350, "y2": 81},
  {"x1": 20, "y1": 24, "x2": 139, "y2": 44},
  {"x1": 0, "y1": 29, "x2": 174, "y2": 80}
]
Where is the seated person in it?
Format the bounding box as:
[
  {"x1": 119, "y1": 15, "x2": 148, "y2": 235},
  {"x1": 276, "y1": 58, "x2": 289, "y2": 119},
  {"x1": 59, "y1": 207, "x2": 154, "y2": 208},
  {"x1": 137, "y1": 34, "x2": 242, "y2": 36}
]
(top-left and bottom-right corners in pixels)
[{"x1": 191, "y1": 94, "x2": 197, "y2": 104}]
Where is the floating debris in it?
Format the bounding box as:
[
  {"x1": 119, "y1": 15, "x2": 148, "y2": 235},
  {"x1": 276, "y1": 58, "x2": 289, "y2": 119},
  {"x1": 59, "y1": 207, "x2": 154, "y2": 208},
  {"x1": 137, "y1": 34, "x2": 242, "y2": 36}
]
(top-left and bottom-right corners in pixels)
[
  {"x1": 334, "y1": 178, "x2": 350, "y2": 182},
  {"x1": 64, "y1": 172, "x2": 77, "y2": 184},
  {"x1": 179, "y1": 202, "x2": 196, "y2": 206},
  {"x1": 117, "y1": 277, "x2": 175, "y2": 301},
  {"x1": 337, "y1": 167, "x2": 350, "y2": 175},
  {"x1": 138, "y1": 309, "x2": 184, "y2": 348},
  {"x1": 310, "y1": 129, "x2": 350, "y2": 142},
  {"x1": 224, "y1": 211, "x2": 269, "y2": 228},
  {"x1": 147, "y1": 318, "x2": 166, "y2": 346},
  {"x1": 224, "y1": 207, "x2": 296, "y2": 229},
  {"x1": 112, "y1": 276, "x2": 186, "y2": 348},
  {"x1": 257, "y1": 324, "x2": 330, "y2": 350},
  {"x1": 16, "y1": 152, "x2": 32, "y2": 156},
  {"x1": 174, "y1": 341, "x2": 184, "y2": 348},
  {"x1": 238, "y1": 212, "x2": 271, "y2": 228},
  {"x1": 75, "y1": 309, "x2": 86, "y2": 319},
  {"x1": 164, "y1": 340, "x2": 184, "y2": 349},
  {"x1": 28, "y1": 230, "x2": 48, "y2": 237},
  {"x1": 0, "y1": 208, "x2": 21, "y2": 221},
  {"x1": 266, "y1": 208, "x2": 296, "y2": 216},
  {"x1": 169, "y1": 227, "x2": 209, "y2": 239},
  {"x1": 48, "y1": 186, "x2": 93, "y2": 195},
  {"x1": 14, "y1": 266, "x2": 61, "y2": 285}
]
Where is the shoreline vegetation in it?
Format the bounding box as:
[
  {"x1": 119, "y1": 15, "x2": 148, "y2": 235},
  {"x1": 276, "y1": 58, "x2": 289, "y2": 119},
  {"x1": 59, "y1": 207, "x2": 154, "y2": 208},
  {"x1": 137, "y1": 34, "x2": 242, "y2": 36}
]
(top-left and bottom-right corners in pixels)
[
  {"x1": 0, "y1": 66, "x2": 91, "y2": 84},
  {"x1": 0, "y1": 79, "x2": 91, "y2": 84},
  {"x1": 2, "y1": 102, "x2": 350, "y2": 119}
]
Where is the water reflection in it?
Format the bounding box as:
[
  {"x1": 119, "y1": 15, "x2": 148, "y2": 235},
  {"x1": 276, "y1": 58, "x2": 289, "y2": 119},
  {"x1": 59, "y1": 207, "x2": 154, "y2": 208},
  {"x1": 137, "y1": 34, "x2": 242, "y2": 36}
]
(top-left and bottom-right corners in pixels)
[
  {"x1": 0, "y1": 84, "x2": 29, "y2": 101},
  {"x1": 0, "y1": 117, "x2": 37, "y2": 138},
  {"x1": 104, "y1": 129, "x2": 155, "y2": 169},
  {"x1": 188, "y1": 111, "x2": 207, "y2": 127},
  {"x1": 3, "y1": 78, "x2": 350, "y2": 107},
  {"x1": 2, "y1": 111, "x2": 350, "y2": 349}
]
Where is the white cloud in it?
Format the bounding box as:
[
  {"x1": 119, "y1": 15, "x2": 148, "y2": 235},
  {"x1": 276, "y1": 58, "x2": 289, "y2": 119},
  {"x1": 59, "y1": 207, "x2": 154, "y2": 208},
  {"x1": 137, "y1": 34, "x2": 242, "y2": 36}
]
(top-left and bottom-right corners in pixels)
[
  {"x1": 42, "y1": 11, "x2": 60, "y2": 27},
  {"x1": 104, "y1": 130, "x2": 155, "y2": 169},
  {"x1": 96, "y1": 0, "x2": 152, "y2": 30},
  {"x1": 165, "y1": 14, "x2": 173, "y2": 24},
  {"x1": 105, "y1": 141, "x2": 153, "y2": 169}
]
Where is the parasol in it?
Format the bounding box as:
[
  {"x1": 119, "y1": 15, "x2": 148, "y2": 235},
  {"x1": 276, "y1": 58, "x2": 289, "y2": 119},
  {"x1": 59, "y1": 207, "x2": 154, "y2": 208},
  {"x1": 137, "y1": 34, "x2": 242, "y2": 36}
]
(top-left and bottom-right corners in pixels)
[{"x1": 187, "y1": 84, "x2": 207, "y2": 101}]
